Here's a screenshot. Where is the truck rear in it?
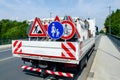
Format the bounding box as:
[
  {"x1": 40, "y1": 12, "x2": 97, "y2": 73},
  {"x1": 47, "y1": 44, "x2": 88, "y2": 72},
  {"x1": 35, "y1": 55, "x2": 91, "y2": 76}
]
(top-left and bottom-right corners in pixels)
[{"x1": 12, "y1": 16, "x2": 95, "y2": 78}]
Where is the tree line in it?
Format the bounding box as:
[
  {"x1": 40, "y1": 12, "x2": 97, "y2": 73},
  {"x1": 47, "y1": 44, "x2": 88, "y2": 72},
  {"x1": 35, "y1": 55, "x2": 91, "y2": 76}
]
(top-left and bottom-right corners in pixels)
[
  {"x1": 104, "y1": 9, "x2": 120, "y2": 37},
  {"x1": 0, "y1": 19, "x2": 28, "y2": 39}
]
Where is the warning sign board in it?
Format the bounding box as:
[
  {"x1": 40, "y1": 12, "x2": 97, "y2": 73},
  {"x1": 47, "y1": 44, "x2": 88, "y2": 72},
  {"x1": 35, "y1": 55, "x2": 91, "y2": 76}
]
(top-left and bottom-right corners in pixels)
[
  {"x1": 29, "y1": 17, "x2": 46, "y2": 37},
  {"x1": 54, "y1": 16, "x2": 61, "y2": 22},
  {"x1": 48, "y1": 22, "x2": 64, "y2": 40},
  {"x1": 61, "y1": 20, "x2": 75, "y2": 40}
]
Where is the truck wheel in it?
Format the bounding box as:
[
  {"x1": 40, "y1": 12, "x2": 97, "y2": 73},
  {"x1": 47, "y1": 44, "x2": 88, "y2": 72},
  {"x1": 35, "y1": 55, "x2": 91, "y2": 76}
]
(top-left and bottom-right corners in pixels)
[
  {"x1": 84, "y1": 57, "x2": 88, "y2": 67},
  {"x1": 67, "y1": 78, "x2": 75, "y2": 80},
  {"x1": 78, "y1": 61, "x2": 83, "y2": 71},
  {"x1": 79, "y1": 56, "x2": 87, "y2": 71}
]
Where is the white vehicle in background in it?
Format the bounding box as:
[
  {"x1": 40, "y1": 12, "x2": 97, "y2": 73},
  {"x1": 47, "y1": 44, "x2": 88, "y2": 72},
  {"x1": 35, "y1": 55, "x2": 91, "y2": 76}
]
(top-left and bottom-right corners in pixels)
[{"x1": 12, "y1": 15, "x2": 96, "y2": 79}]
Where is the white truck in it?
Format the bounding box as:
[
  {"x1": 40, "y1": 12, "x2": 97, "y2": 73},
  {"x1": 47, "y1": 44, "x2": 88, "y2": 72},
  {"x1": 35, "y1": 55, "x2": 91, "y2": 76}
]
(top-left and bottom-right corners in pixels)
[{"x1": 12, "y1": 16, "x2": 95, "y2": 78}]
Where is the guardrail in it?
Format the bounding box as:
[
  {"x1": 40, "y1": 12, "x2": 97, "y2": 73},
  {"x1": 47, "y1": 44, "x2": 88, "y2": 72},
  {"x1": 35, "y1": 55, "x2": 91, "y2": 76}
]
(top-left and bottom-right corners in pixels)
[
  {"x1": 94, "y1": 35, "x2": 101, "y2": 50},
  {"x1": 0, "y1": 38, "x2": 11, "y2": 45},
  {"x1": 0, "y1": 38, "x2": 28, "y2": 45},
  {"x1": 108, "y1": 34, "x2": 120, "y2": 51}
]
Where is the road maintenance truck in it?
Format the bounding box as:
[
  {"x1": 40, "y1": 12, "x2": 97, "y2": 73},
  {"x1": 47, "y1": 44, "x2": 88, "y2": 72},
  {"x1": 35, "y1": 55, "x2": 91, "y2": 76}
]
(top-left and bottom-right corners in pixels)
[{"x1": 12, "y1": 15, "x2": 95, "y2": 79}]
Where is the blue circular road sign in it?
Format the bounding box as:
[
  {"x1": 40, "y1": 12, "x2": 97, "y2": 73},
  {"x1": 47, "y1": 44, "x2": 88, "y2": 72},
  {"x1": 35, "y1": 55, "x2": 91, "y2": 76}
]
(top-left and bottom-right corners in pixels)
[{"x1": 48, "y1": 22, "x2": 64, "y2": 40}]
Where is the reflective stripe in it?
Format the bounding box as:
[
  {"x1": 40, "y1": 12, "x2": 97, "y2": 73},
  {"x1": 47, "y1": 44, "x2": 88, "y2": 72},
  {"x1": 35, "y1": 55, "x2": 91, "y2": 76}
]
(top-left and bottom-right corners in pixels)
[
  {"x1": 21, "y1": 65, "x2": 73, "y2": 78},
  {"x1": 13, "y1": 40, "x2": 22, "y2": 53},
  {"x1": 61, "y1": 42, "x2": 76, "y2": 59}
]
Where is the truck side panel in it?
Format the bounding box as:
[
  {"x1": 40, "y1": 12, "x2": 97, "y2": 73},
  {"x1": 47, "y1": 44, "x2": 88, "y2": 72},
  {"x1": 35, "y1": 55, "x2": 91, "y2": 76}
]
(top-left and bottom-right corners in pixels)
[{"x1": 78, "y1": 37, "x2": 95, "y2": 60}]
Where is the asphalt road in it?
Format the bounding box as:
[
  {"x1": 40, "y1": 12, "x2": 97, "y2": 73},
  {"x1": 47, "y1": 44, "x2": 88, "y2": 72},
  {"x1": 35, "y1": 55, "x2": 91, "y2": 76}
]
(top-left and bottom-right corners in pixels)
[
  {"x1": 0, "y1": 48, "x2": 12, "y2": 60},
  {"x1": 0, "y1": 49, "x2": 42, "y2": 80},
  {"x1": 0, "y1": 35, "x2": 101, "y2": 80}
]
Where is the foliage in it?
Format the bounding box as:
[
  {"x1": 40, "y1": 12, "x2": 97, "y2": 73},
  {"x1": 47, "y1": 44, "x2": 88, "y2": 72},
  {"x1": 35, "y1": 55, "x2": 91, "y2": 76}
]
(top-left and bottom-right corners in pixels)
[
  {"x1": 99, "y1": 30, "x2": 104, "y2": 34},
  {"x1": 104, "y1": 9, "x2": 120, "y2": 37},
  {"x1": 0, "y1": 19, "x2": 28, "y2": 39}
]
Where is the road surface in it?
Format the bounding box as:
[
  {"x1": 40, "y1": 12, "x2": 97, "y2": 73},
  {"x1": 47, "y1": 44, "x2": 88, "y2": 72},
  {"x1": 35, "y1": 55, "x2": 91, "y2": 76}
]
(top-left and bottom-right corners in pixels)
[{"x1": 0, "y1": 48, "x2": 42, "y2": 80}]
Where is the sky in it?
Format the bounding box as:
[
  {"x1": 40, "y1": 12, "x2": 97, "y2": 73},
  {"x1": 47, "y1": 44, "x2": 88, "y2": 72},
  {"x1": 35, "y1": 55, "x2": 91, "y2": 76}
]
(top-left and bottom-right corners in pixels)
[{"x1": 0, "y1": 0, "x2": 120, "y2": 30}]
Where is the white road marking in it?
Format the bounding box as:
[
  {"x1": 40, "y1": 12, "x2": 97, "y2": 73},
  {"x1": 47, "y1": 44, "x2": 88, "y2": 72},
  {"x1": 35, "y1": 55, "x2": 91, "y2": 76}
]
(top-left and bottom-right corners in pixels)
[
  {"x1": 0, "y1": 49, "x2": 11, "y2": 53},
  {"x1": 0, "y1": 56, "x2": 14, "y2": 62}
]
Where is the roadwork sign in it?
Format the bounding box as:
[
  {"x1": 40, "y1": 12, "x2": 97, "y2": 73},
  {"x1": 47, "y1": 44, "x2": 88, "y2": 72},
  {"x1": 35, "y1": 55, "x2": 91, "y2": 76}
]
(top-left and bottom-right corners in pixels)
[{"x1": 29, "y1": 17, "x2": 46, "y2": 37}]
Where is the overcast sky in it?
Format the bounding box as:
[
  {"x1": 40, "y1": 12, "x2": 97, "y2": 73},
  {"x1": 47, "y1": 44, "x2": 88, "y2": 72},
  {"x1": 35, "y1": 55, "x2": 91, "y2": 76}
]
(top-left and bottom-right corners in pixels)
[{"x1": 0, "y1": 0, "x2": 120, "y2": 30}]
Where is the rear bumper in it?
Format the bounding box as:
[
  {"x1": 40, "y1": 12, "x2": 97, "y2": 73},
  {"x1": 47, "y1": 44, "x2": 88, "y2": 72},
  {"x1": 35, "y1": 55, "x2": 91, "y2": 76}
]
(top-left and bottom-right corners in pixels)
[
  {"x1": 14, "y1": 54, "x2": 79, "y2": 64},
  {"x1": 21, "y1": 65, "x2": 73, "y2": 78}
]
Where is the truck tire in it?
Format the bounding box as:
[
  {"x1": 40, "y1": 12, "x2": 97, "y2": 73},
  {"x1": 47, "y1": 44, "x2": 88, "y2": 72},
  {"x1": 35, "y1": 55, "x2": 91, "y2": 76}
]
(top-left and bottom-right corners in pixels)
[{"x1": 84, "y1": 57, "x2": 88, "y2": 67}]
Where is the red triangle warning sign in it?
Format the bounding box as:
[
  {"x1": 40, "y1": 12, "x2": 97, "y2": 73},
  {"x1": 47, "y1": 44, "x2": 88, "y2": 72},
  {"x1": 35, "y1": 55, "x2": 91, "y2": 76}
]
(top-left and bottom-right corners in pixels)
[
  {"x1": 68, "y1": 16, "x2": 73, "y2": 22},
  {"x1": 54, "y1": 16, "x2": 61, "y2": 22},
  {"x1": 29, "y1": 17, "x2": 46, "y2": 37}
]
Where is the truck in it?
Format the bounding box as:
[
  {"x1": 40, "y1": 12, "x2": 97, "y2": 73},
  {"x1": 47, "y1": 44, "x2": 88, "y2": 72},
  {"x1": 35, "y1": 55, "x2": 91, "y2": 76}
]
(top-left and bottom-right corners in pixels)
[{"x1": 12, "y1": 15, "x2": 95, "y2": 79}]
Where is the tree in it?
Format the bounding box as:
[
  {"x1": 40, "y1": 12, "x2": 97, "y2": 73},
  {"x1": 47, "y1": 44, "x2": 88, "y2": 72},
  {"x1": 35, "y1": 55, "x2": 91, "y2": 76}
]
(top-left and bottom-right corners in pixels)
[
  {"x1": 0, "y1": 19, "x2": 28, "y2": 39},
  {"x1": 104, "y1": 9, "x2": 120, "y2": 37},
  {"x1": 99, "y1": 30, "x2": 104, "y2": 34}
]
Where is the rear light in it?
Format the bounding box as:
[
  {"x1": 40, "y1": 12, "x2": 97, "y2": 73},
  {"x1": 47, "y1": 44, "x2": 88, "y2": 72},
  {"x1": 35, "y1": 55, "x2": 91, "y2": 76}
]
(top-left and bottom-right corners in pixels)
[
  {"x1": 22, "y1": 58, "x2": 30, "y2": 62},
  {"x1": 64, "y1": 63, "x2": 77, "y2": 68}
]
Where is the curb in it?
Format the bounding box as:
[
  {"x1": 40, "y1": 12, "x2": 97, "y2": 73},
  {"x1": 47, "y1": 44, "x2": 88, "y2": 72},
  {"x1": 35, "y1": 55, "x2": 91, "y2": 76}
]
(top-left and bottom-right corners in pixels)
[{"x1": 0, "y1": 44, "x2": 12, "y2": 50}]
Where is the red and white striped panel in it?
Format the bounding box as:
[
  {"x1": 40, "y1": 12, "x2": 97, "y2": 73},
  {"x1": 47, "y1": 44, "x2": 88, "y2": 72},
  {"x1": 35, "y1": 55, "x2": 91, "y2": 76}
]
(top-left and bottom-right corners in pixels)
[
  {"x1": 21, "y1": 65, "x2": 41, "y2": 72},
  {"x1": 61, "y1": 42, "x2": 76, "y2": 59},
  {"x1": 13, "y1": 40, "x2": 22, "y2": 53},
  {"x1": 21, "y1": 65, "x2": 73, "y2": 78},
  {"x1": 46, "y1": 70, "x2": 73, "y2": 78}
]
